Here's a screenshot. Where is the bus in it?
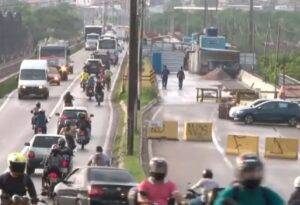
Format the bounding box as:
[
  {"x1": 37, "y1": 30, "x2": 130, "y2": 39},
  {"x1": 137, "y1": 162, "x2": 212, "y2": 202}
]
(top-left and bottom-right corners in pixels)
[
  {"x1": 98, "y1": 34, "x2": 118, "y2": 65},
  {"x1": 84, "y1": 25, "x2": 102, "y2": 40}
]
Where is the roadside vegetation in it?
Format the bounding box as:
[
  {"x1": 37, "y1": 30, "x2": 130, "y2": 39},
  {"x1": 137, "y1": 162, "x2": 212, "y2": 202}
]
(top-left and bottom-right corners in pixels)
[
  {"x1": 0, "y1": 75, "x2": 18, "y2": 98},
  {"x1": 4, "y1": 1, "x2": 83, "y2": 43},
  {"x1": 113, "y1": 57, "x2": 157, "y2": 181}
]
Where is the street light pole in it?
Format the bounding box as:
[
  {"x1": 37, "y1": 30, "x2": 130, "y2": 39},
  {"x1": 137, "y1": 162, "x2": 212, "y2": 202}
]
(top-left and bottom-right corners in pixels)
[{"x1": 127, "y1": 0, "x2": 138, "y2": 155}]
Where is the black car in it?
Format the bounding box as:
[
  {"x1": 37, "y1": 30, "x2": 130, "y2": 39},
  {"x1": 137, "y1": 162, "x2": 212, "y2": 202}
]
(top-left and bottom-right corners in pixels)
[
  {"x1": 233, "y1": 100, "x2": 300, "y2": 126},
  {"x1": 54, "y1": 167, "x2": 138, "y2": 205}
]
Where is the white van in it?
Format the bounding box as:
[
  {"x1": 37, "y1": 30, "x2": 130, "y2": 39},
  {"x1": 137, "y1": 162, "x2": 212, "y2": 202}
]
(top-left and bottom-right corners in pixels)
[{"x1": 18, "y1": 59, "x2": 49, "y2": 99}]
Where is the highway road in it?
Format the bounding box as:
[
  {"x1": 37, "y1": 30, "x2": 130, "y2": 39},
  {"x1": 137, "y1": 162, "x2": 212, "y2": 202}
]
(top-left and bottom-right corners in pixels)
[
  {"x1": 0, "y1": 47, "x2": 126, "y2": 198},
  {"x1": 146, "y1": 72, "x2": 300, "y2": 200}
]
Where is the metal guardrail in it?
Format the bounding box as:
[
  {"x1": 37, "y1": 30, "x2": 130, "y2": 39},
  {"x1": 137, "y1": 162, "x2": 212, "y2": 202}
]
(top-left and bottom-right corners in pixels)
[{"x1": 278, "y1": 73, "x2": 300, "y2": 86}]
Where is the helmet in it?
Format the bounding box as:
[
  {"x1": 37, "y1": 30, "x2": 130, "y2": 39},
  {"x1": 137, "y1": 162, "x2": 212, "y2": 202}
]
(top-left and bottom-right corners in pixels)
[
  {"x1": 7, "y1": 153, "x2": 27, "y2": 173},
  {"x1": 36, "y1": 102, "x2": 41, "y2": 108},
  {"x1": 294, "y1": 176, "x2": 300, "y2": 188},
  {"x1": 58, "y1": 138, "x2": 66, "y2": 148},
  {"x1": 149, "y1": 157, "x2": 167, "y2": 175},
  {"x1": 236, "y1": 154, "x2": 263, "y2": 173},
  {"x1": 51, "y1": 144, "x2": 60, "y2": 154},
  {"x1": 202, "y1": 169, "x2": 213, "y2": 179},
  {"x1": 77, "y1": 112, "x2": 86, "y2": 119},
  {"x1": 66, "y1": 91, "x2": 71, "y2": 96},
  {"x1": 65, "y1": 120, "x2": 72, "y2": 127}
]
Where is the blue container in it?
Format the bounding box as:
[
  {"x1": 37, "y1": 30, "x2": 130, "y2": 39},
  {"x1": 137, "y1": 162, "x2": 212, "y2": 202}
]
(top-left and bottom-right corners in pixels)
[{"x1": 152, "y1": 52, "x2": 162, "y2": 74}]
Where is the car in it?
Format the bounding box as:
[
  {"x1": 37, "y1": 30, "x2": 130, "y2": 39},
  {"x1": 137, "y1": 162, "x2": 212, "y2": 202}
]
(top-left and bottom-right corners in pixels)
[
  {"x1": 233, "y1": 100, "x2": 300, "y2": 126},
  {"x1": 24, "y1": 134, "x2": 65, "y2": 175},
  {"x1": 229, "y1": 99, "x2": 269, "y2": 118},
  {"x1": 48, "y1": 66, "x2": 61, "y2": 85},
  {"x1": 56, "y1": 106, "x2": 93, "y2": 134},
  {"x1": 54, "y1": 167, "x2": 138, "y2": 205},
  {"x1": 85, "y1": 59, "x2": 104, "y2": 75}
]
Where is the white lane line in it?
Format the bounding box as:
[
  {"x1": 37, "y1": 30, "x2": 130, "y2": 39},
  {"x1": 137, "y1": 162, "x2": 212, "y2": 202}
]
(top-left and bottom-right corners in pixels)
[
  {"x1": 49, "y1": 74, "x2": 81, "y2": 118},
  {"x1": 0, "y1": 90, "x2": 17, "y2": 113},
  {"x1": 103, "y1": 49, "x2": 127, "y2": 155}
]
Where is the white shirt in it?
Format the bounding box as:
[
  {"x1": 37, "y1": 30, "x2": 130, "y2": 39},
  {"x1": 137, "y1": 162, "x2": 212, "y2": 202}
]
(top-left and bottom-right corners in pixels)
[{"x1": 191, "y1": 178, "x2": 219, "y2": 195}]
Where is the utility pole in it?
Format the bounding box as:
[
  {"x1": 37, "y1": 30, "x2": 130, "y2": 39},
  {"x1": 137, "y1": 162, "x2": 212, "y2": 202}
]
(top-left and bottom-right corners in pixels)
[
  {"x1": 127, "y1": 0, "x2": 138, "y2": 155},
  {"x1": 204, "y1": 0, "x2": 208, "y2": 28},
  {"x1": 274, "y1": 22, "x2": 281, "y2": 98},
  {"x1": 249, "y1": 0, "x2": 254, "y2": 53},
  {"x1": 138, "y1": 0, "x2": 145, "y2": 104}
]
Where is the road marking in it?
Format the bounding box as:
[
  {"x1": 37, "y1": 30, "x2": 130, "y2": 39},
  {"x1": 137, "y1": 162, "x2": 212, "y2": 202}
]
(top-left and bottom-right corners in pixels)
[
  {"x1": 151, "y1": 107, "x2": 162, "y2": 120},
  {"x1": 103, "y1": 49, "x2": 127, "y2": 156},
  {"x1": 0, "y1": 90, "x2": 17, "y2": 113},
  {"x1": 48, "y1": 74, "x2": 81, "y2": 118}
]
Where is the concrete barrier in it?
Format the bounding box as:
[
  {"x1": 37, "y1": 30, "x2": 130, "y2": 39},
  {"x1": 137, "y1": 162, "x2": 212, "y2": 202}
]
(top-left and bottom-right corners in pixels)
[
  {"x1": 147, "y1": 121, "x2": 178, "y2": 140},
  {"x1": 184, "y1": 122, "x2": 212, "y2": 141},
  {"x1": 226, "y1": 134, "x2": 259, "y2": 155},
  {"x1": 264, "y1": 137, "x2": 298, "y2": 160}
]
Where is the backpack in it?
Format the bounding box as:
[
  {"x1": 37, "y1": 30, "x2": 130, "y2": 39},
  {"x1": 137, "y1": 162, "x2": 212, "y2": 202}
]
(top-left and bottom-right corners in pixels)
[{"x1": 232, "y1": 186, "x2": 270, "y2": 205}]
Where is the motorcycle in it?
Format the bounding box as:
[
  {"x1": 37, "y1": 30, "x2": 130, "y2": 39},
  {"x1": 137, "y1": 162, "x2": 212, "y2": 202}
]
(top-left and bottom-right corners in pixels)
[
  {"x1": 1, "y1": 194, "x2": 46, "y2": 205},
  {"x1": 43, "y1": 169, "x2": 61, "y2": 198},
  {"x1": 95, "y1": 91, "x2": 104, "y2": 106},
  {"x1": 76, "y1": 129, "x2": 90, "y2": 149},
  {"x1": 86, "y1": 86, "x2": 95, "y2": 100},
  {"x1": 64, "y1": 101, "x2": 73, "y2": 107},
  {"x1": 80, "y1": 79, "x2": 87, "y2": 91},
  {"x1": 34, "y1": 125, "x2": 46, "y2": 134}
]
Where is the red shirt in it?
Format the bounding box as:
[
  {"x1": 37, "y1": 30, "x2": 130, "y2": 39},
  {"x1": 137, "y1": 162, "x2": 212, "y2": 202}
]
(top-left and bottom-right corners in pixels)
[{"x1": 138, "y1": 179, "x2": 178, "y2": 205}]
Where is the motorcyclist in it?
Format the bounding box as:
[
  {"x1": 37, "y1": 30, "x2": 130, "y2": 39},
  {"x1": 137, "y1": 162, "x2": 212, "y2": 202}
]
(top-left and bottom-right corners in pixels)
[
  {"x1": 0, "y1": 153, "x2": 38, "y2": 204},
  {"x1": 58, "y1": 138, "x2": 73, "y2": 157},
  {"x1": 95, "y1": 80, "x2": 104, "y2": 103},
  {"x1": 76, "y1": 112, "x2": 91, "y2": 138},
  {"x1": 42, "y1": 144, "x2": 62, "y2": 191},
  {"x1": 87, "y1": 146, "x2": 110, "y2": 166},
  {"x1": 59, "y1": 120, "x2": 76, "y2": 150},
  {"x1": 80, "y1": 68, "x2": 90, "y2": 89},
  {"x1": 190, "y1": 169, "x2": 219, "y2": 205},
  {"x1": 288, "y1": 176, "x2": 300, "y2": 205},
  {"x1": 214, "y1": 154, "x2": 284, "y2": 205},
  {"x1": 138, "y1": 157, "x2": 185, "y2": 205},
  {"x1": 177, "y1": 67, "x2": 185, "y2": 90},
  {"x1": 31, "y1": 102, "x2": 41, "y2": 129},
  {"x1": 34, "y1": 109, "x2": 48, "y2": 134},
  {"x1": 104, "y1": 68, "x2": 113, "y2": 91},
  {"x1": 161, "y1": 65, "x2": 170, "y2": 89},
  {"x1": 63, "y1": 91, "x2": 74, "y2": 107}
]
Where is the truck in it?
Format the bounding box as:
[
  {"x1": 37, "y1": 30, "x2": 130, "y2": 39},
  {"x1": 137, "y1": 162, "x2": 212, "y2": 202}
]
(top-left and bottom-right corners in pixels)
[{"x1": 84, "y1": 25, "x2": 102, "y2": 40}]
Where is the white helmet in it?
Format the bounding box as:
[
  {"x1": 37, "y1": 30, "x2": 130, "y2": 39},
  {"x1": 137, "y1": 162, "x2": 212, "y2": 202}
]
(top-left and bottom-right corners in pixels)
[{"x1": 294, "y1": 176, "x2": 300, "y2": 188}]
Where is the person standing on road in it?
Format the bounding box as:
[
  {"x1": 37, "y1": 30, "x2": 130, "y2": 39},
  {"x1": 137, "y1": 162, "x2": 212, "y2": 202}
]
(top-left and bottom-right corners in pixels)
[
  {"x1": 190, "y1": 169, "x2": 219, "y2": 205},
  {"x1": 177, "y1": 67, "x2": 185, "y2": 90},
  {"x1": 87, "y1": 146, "x2": 110, "y2": 166},
  {"x1": 161, "y1": 65, "x2": 170, "y2": 89},
  {"x1": 104, "y1": 69, "x2": 113, "y2": 91},
  {"x1": 137, "y1": 157, "x2": 185, "y2": 205},
  {"x1": 288, "y1": 176, "x2": 300, "y2": 205},
  {"x1": 214, "y1": 154, "x2": 284, "y2": 205}
]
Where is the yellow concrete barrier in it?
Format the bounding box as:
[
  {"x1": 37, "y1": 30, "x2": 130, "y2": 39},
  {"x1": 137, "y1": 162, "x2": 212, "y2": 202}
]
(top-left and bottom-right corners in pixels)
[
  {"x1": 226, "y1": 134, "x2": 259, "y2": 155},
  {"x1": 264, "y1": 137, "x2": 298, "y2": 160},
  {"x1": 147, "y1": 121, "x2": 178, "y2": 140},
  {"x1": 184, "y1": 122, "x2": 212, "y2": 141}
]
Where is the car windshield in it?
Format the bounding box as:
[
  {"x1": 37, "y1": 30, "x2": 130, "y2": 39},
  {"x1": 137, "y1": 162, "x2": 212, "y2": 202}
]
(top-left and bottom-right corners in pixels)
[
  {"x1": 88, "y1": 168, "x2": 136, "y2": 183},
  {"x1": 62, "y1": 110, "x2": 87, "y2": 119},
  {"x1": 32, "y1": 136, "x2": 60, "y2": 148},
  {"x1": 99, "y1": 39, "x2": 116, "y2": 49},
  {"x1": 20, "y1": 69, "x2": 46, "y2": 80}
]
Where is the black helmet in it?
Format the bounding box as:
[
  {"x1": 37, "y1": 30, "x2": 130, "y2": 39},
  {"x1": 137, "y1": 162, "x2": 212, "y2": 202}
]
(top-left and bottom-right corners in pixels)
[
  {"x1": 58, "y1": 138, "x2": 66, "y2": 148},
  {"x1": 149, "y1": 157, "x2": 167, "y2": 181},
  {"x1": 77, "y1": 112, "x2": 86, "y2": 119},
  {"x1": 65, "y1": 120, "x2": 72, "y2": 127},
  {"x1": 202, "y1": 169, "x2": 213, "y2": 179},
  {"x1": 236, "y1": 154, "x2": 263, "y2": 173},
  {"x1": 36, "y1": 102, "x2": 41, "y2": 108}
]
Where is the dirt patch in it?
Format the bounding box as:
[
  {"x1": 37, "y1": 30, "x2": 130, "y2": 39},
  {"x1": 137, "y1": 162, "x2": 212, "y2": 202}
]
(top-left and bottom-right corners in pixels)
[{"x1": 203, "y1": 68, "x2": 232, "y2": 81}]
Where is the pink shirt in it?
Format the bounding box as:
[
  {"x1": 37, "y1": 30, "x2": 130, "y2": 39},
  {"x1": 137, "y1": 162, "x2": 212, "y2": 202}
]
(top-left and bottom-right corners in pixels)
[{"x1": 138, "y1": 179, "x2": 178, "y2": 205}]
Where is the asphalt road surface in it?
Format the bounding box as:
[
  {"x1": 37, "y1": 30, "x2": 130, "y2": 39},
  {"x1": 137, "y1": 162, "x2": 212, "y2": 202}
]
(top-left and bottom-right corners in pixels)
[
  {"x1": 0, "y1": 47, "x2": 126, "y2": 199},
  {"x1": 147, "y1": 72, "x2": 300, "y2": 200}
]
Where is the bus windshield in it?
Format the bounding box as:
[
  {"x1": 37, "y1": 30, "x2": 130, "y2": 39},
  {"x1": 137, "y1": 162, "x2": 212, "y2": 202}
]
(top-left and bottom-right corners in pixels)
[{"x1": 40, "y1": 47, "x2": 65, "y2": 58}]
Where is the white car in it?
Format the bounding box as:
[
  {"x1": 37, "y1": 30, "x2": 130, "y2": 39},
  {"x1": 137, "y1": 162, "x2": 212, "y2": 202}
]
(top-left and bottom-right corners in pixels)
[{"x1": 229, "y1": 99, "x2": 269, "y2": 118}]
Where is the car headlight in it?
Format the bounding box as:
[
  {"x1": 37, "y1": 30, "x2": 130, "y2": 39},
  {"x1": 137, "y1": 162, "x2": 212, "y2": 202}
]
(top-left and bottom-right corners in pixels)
[
  {"x1": 54, "y1": 76, "x2": 59, "y2": 80},
  {"x1": 38, "y1": 85, "x2": 44, "y2": 89},
  {"x1": 61, "y1": 66, "x2": 67, "y2": 72},
  {"x1": 236, "y1": 110, "x2": 244, "y2": 115},
  {"x1": 20, "y1": 85, "x2": 26, "y2": 89}
]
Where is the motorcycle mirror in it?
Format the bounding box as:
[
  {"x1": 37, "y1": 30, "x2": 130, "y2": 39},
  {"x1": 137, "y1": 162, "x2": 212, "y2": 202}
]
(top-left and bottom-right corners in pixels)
[
  {"x1": 63, "y1": 180, "x2": 73, "y2": 185},
  {"x1": 24, "y1": 142, "x2": 30, "y2": 146},
  {"x1": 55, "y1": 112, "x2": 60, "y2": 116},
  {"x1": 30, "y1": 110, "x2": 33, "y2": 114},
  {"x1": 90, "y1": 114, "x2": 94, "y2": 117}
]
